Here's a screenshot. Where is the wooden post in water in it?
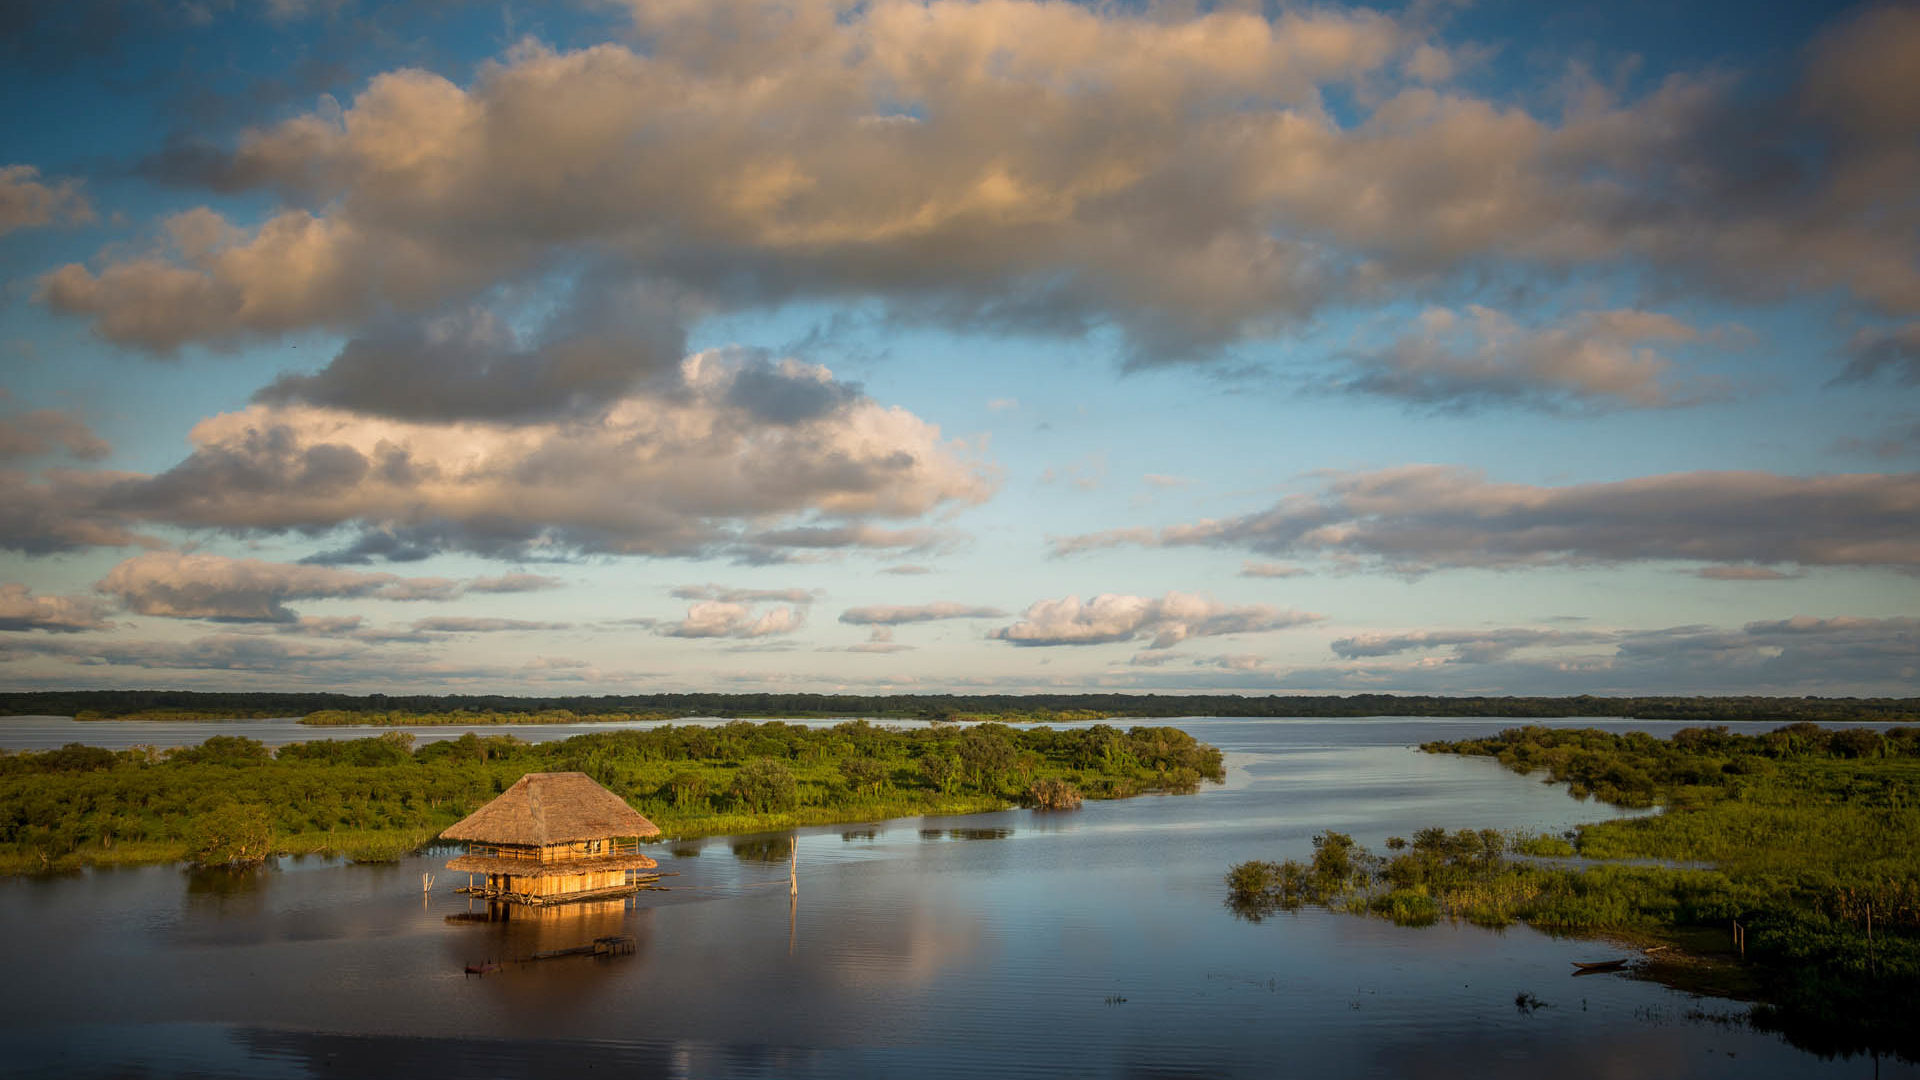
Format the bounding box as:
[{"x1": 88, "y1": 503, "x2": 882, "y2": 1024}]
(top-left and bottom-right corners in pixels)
[
  {"x1": 1867, "y1": 900, "x2": 1875, "y2": 976},
  {"x1": 789, "y1": 834, "x2": 798, "y2": 898}
]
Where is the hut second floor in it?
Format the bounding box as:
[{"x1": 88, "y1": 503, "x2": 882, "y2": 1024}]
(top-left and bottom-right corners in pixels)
[{"x1": 440, "y1": 771, "x2": 662, "y2": 905}]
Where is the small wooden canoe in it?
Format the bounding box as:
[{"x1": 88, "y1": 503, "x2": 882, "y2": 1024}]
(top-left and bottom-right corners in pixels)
[
  {"x1": 1571, "y1": 959, "x2": 1628, "y2": 974},
  {"x1": 464, "y1": 961, "x2": 501, "y2": 976}
]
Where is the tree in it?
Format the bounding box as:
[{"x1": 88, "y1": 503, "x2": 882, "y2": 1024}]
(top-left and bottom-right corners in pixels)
[
  {"x1": 187, "y1": 802, "x2": 276, "y2": 867},
  {"x1": 665, "y1": 770, "x2": 709, "y2": 810},
  {"x1": 731, "y1": 759, "x2": 799, "y2": 813},
  {"x1": 958, "y1": 729, "x2": 1016, "y2": 793},
  {"x1": 839, "y1": 757, "x2": 889, "y2": 796}
]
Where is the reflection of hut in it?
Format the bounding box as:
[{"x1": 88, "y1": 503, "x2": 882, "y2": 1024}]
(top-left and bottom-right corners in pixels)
[{"x1": 442, "y1": 772, "x2": 662, "y2": 905}]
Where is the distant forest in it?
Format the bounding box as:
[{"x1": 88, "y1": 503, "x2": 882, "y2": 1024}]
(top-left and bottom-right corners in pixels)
[{"x1": 3, "y1": 690, "x2": 1916, "y2": 723}]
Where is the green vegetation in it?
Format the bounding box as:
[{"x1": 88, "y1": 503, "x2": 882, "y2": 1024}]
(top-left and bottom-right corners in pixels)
[
  {"x1": 1226, "y1": 723, "x2": 1920, "y2": 1061},
  {"x1": 0, "y1": 720, "x2": 1221, "y2": 874},
  {"x1": 8, "y1": 689, "x2": 1915, "y2": 724},
  {"x1": 298, "y1": 708, "x2": 673, "y2": 726},
  {"x1": 74, "y1": 708, "x2": 285, "y2": 722}
]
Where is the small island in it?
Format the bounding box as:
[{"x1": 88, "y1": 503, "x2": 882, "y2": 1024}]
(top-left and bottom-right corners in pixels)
[
  {"x1": 0, "y1": 720, "x2": 1223, "y2": 874},
  {"x1": 1225, "y1": 722, "x2": 1920, "y2": 1060}
]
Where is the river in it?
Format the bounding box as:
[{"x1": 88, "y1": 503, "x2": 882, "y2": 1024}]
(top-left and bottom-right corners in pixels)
[{"x1": 0, "y1": 716, "x2": 1908, "y2": 1078}]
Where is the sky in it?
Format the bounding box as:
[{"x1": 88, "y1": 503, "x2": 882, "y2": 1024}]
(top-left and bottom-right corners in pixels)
[{"x1": 0, "y1": 0, "x2": 1915, "y2": 698}]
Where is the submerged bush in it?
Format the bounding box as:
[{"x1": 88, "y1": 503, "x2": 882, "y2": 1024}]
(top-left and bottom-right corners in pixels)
[{"x1": 1025, "y1": 778, "x2": 1083, "y2": 810}]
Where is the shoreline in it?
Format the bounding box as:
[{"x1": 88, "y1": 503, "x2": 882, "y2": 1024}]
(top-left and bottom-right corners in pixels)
[{"x1": 0, "y1": 786, "x2": 1172, "y2": 877}]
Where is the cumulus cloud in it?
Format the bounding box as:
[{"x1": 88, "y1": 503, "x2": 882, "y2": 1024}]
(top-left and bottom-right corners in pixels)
[
  {"x1": 0, "y1": 410, "x2": 111, "y2": 461},
  {"x1": 659, "y1": 601, "x2": 805, "y2": 639},
  {"x1": 39, "y1": 2, "x2": 1917, "y2": 367},
  {"x1": 11, "y1": 351, "x2": 991, "y2": 560},
  {"x1": 1054, "y1": 466, "x2": 1920, "y2": 573},
  {"x1": 0, "y1": 583, "x2": 114, "y2": 632},
  {"x1": 1328, "y1": 306, "x2": 1716, "y2": 411},
  {"x1": 989, "y1": 590, "x2": 1321, "y2": 649},
  {"x1": 94, "y1": 552, "x2": 528, "y2": 621},
  {"x1": 838, "y1": 601, "x2": 1005, "y2": 625},
  {"x1": 0, "y1": 164, "x2": 92, "y2": 236}
]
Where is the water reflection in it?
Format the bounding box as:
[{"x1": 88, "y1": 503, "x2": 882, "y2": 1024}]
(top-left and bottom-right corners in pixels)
[
  {"x1": 730, "y1": 833, "x2": 796, "y2": 863},
  {"x1": 1, "y1": 718, "x2": 1912, "y2": 1078},
  {"x1": 920, "y1": 827, "x2": 1013, "y2": 841}
]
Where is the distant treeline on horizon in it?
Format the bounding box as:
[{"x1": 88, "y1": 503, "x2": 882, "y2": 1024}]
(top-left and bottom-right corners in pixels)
[{"x1": 2, "y1": 690, "x2": 1916, "y2": 724}]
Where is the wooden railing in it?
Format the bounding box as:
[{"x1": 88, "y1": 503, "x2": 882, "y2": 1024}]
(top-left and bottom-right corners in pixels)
[{"x1": 465, "y1": 839, "x2": 644, "y2": 860}]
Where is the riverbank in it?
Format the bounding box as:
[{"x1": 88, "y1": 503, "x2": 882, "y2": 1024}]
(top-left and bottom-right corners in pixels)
[
  {"x1": 0, "y1": 721, "x2": 1223, "y2": 875},
  {"x1": 1226, "y1": 722, "x2": 1920, "y2": 1060}
]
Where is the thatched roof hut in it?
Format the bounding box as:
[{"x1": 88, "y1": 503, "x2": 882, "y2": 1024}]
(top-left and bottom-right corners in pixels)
[
  {"x1": 442, "y1": 772, "x2": 662, "y2": 905},
  {"x1": 442, "y1": 771, "x2": 661, "y2": 846}
]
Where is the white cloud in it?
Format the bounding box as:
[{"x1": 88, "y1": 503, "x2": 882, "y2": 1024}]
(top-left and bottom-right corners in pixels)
[
  {"x1": 989, "y1": 590, "x2": 1321, "y2": 649},
  {"x1": 11, "y1": 351, "x2": 992, "y2": 561},
  {"x1": 659, "y1": 601, "x2": 806, "y2": 639}
]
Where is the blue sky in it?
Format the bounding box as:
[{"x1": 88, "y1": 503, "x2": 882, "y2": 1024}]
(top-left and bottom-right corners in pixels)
[{"x1": 0, "y1": 0, "x2": 1915, "y2": 697}]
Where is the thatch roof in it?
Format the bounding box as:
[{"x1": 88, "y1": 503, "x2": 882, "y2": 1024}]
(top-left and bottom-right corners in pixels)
[
  {"x1": 445, "y1": 851, "x2": 658, "y2": 875},
  {"x1": 440, "y1": 772, "x2": 661, "y2": 845}
]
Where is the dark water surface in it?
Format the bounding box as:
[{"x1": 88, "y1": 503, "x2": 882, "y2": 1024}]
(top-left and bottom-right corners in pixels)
[{"x1": 2, "y1": 718, "x2": 1909, "y2": 1078}]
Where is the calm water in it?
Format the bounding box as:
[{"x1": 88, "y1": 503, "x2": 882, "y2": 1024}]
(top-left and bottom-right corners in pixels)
[{"x1": 1, "y1": 717, "x2": 1909, "y2": 1078}]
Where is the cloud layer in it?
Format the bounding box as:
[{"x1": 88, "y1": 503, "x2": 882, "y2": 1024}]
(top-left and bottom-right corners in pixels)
[
  {"x1": 95, "y1": 552, "x2": 533, "y2": 622},
  {"x1": 37, "y1": 2, "x2": 1920, "y2": 368},
  {"x1": 839, "y1": 601, "x2": 1005, "y2": 625},
  {"x1": 1329, "y1": 306, "x2": 1715, "y2": 411},
  {"x1": 1056, "y1": 467, "x2": 1920, "y2": 573},
  {"x1": 0, "y1": 583, "x2": 114, "y2": 633}
]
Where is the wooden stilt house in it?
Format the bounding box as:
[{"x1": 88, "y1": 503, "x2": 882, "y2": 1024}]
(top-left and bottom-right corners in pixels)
[{"x1": 442, "y1": 772, "x2": 662, "y2": 905}]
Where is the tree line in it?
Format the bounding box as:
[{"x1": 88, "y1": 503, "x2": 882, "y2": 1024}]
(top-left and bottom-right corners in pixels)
[{"x1": 5, "y1": 689, "x2": 1916, "y2": 723}]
